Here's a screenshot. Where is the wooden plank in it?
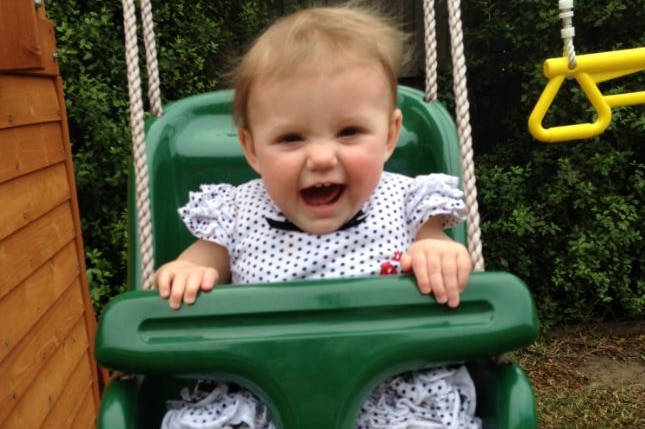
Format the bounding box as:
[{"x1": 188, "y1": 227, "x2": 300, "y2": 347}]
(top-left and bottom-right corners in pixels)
[
  {"x1": 0, "y1": 75, "x2": 61, "y2": 129},
  {"x1": 67, "y1": 388, "x2": 97, "y2": 429},
  {"x1": 0, "y1": 162, "x2": 71, "y2": 241},
  {"x1": 0, "y1": 122, "x2": 66, "y2": 184},
  {"x1": 29, "y1": 6, "x2": 60, "y2": 76},
  {"x1": 0, "y1": 242, "x2": 79, "y2": 364},
  {"x1": 40, "y1": 358, "x2": 93, "y2": 429},
  {"x1": 53, "y1": 72, "x2": 106, "y2": 404},
  {"x1": 0, "y1": 202, "x2": 76, "y2": 300},
  {"x1": 1, "y1": 317, "x2": 89, "y2": 429},
  {"x1": 0, "y1": 0, "x2": 44, "y2": 71},
  {"x1": 0, "y1": 3, "x2": 102, "y2": 425},
  {"x1": 0, "y1": 279, "x2": 84, "y2": 425}
]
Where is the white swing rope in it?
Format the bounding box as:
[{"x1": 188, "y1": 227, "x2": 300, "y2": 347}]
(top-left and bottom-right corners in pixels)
[
  {"x1": 122, "y1": 0, "x2": 162, "y2": 289},
  {"x1": 140, "y1": 0, "x2": 163, "y2": 117},
  {"x1": 559, "y1": 0, "x2": 577, "y2": 69},
  {"x1": 423, "y1": 0, "x2": 485, "y2": 271},
  {"x1": 422, "y1": 0, "x2": 438, "y2": 102}
]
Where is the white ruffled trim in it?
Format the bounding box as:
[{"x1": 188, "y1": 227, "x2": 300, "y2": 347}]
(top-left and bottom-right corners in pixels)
[
  {"x1": 404, "y1": 173, "x2": 466, "y2": 234},
  {"x1": 162, "y1": 382, "x2": 275, "y2": 429},
  {"x1": 178, "y1": 184, "x2": 237, "y2": 248},
  {"x1": 356, "y1": 366, "x2": 481, "y2": 429}
]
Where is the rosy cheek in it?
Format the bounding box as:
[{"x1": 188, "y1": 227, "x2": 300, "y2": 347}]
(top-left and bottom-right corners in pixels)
[
  {"x1": 345, "y1": 150, "x2": 386, "y2": 180},
  {"x1": 258, "y1": 155, "x2": 299, "y2": 200}
]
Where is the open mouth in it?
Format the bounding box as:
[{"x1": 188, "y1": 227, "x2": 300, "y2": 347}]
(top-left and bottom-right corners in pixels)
[{"x1": 300, "y1": 183, "x2": 345, "y2": 206}]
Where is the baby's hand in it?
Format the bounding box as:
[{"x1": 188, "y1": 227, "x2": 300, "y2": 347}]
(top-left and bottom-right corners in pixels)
[
  {"x1": 155, "y1": 260, "x2": 218, "y2": 309},
  {"x1": 401, "y1": 239, "x2": 472, "y2": 308}
]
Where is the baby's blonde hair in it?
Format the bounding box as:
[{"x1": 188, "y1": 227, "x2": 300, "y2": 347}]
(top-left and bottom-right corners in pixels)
[{"x1": 232, "y1": 3, "x2": 409, "y2": 128}]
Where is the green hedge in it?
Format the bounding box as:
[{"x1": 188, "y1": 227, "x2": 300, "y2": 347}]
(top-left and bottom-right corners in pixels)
[{"x1": 47, "y1": 1, "x2": 643, "y2": 326}]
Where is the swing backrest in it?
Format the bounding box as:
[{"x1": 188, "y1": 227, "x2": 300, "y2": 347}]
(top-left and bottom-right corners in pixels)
[
  {"x1": 97, "y1": 86, "x2": 539, "y2": 429},
  {"x1": 127, "y1": 86, "x2": 466, "y2": 287}
]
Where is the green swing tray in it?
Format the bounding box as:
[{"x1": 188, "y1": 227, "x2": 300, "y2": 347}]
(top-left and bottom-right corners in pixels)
[{"x1": 96, "y1": 272, "x2": 538, "y2": 428}]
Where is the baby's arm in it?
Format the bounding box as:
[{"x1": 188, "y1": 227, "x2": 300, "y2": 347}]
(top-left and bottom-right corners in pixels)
[
  {"x1": 400, "y1": 216, "x2": 472, "y2": 308},
  {"x1": 155, "y1": 239, "x2": 231, "y2": 309}
]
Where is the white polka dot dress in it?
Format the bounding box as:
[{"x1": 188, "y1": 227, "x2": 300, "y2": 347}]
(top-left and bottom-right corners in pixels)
[
  {"x1": 356, "y1": 366, "x2": 481, "y2": 429},
  {"x1": 162, "y1": 381, "x2": 275, "y2": 429},
  {"x1": 179, "y1": 172, "x2": 466, "y2": 283},
  {"x1": 162, "y1": 171, "x2": 482, "y2": 429}
]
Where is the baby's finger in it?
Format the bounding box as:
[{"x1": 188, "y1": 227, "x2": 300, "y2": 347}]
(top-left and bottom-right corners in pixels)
[
  {"x1": 156, "y1": 269, "x2": 172, "y2": 298},
  {"x1": 410, "y1": 252, "x2": 431, "y2": 294},
  {"x1": 425, "y1": 253, "x2": 447, "y2": 304},
  {"x1": 168, "y1": 274, "x2": 187, "y2": 310},
  {"x1": 442, "y1": 257, "x2": 460, "y2": 308},
  {"x1": 457, "y1": 252, "x2": 472, "y2": 292},
  {"x1": 400, "y1": 254, "x2": 412, "y2": 273},
  {"x1": 183, "y1": 271, "x2": 205, "y2": 305},
  {"x1": 201, "y1": 268, "x2": 218, "y2": 291}
]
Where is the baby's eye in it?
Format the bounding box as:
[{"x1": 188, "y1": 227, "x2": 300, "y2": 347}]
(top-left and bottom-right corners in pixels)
[
  {"x1": 276, "y1": 133, "x2": 303, "y2": 143},
  {"x1": 338, "y1": 126, "x2": 363, "y2": 138}
]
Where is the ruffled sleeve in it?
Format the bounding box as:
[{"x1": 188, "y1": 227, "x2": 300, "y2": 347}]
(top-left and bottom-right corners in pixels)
[
  {"x1": 178, "y1": 184, "x2": 236, "y2": 249},
  {"x1": 404, "y1": 173, "x2": 467, "y2": 235}
]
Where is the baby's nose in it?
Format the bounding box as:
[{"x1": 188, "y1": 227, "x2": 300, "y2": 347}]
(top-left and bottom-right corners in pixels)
[{"x1": 306, "y1": 140, "x2": 338, "y2": 170}]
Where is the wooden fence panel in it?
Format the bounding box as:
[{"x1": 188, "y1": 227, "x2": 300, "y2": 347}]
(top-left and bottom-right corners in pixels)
[
  {"x1": 0, "y1": 75, "x2": 61, "y2": 129},
  {"x1": 0, "y1": 2, "x2": 103, "y2": 428},
  {"x1": 1, "y1": 318, "x2": 89, "y2": 429},
  {"x1": 42, "y1": 373, "x2": 94, "y2": 429},
  {"x1": 0, "y1": 0, "x2": 43, "y2": 71},
  {"x1": 0, "y1": 163, "x2": 70, "y2": 241},
  {"x1": 0, "y1": 282, "x2": 85, "y2": 426},
  {"x1": 0, "y1": 123, "x2": 66, "y2": 184},
  {"x1": 0, "y1": 243, "x2": 79, "y2": 366},
  {"x1": 0, "y1": 203, "x2": 76, "y2": 299}
]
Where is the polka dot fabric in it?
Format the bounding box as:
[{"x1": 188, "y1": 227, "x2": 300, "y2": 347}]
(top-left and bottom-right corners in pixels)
[
  {"x1": 356, "y1": 366, "x2": 482, "y2": 429},
  {"x1": 161, "y1": 367, "x2": 482, "y2": 429},
  {"x1": 179, "y1": 172, "x2": 466, "y2": 283},
  {"x1": 162, "y1": 382, "x2": 275, "y2": 429}
]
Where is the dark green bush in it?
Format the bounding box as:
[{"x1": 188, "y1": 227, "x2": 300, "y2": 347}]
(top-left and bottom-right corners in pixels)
[{"x1": 48, "y1": 0, "x2": 643, "y2": 325}]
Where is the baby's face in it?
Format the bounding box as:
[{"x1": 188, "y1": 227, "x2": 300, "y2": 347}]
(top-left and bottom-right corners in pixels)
[{"x1": 239, "y1": 63, "x2": 402, "y2": 235}]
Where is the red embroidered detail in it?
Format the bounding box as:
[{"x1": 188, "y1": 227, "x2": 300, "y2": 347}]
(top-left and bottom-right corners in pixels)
[
  {"x1": 392, "y1": 251, "x2": 402, "y2": 261},
  {"x1": 380, "y1": 262, "x2": 397, "y2": 275}
]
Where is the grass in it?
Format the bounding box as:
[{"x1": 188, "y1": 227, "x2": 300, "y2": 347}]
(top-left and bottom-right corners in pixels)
[{"x1": 515, "y1": 321, "x2": 644, "y2": 429}]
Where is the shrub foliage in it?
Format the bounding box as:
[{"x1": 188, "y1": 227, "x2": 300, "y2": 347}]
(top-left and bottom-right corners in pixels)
[{"x1": 47, "y1": 0, "x2": 643, "y2": 325}]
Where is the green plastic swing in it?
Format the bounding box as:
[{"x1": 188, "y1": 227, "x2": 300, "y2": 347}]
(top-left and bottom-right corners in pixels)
[{"x1": 95, "y1": 86, "x2": 539, "y2": 429}]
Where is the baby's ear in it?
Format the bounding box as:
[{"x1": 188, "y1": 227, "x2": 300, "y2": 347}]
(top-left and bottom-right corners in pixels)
[
  {"x1": 238, "y1": 127, "x2": 260, "y2": 173},
  {"x1": 385, "y1": 109, "x2": 403, "y2": 160}
]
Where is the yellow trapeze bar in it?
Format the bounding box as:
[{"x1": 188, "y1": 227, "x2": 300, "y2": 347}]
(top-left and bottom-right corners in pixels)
[{"x1": 528, "y1": 47, "x2": 645, "y2": 143}]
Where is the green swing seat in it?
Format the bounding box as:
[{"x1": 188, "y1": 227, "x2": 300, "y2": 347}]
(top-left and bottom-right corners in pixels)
[{"x1": 95, "y1": 86, "x2": 539, "y2": 429}]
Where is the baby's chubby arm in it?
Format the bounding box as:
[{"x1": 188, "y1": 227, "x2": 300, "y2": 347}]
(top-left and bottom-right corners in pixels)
[
  {"x1": 155, "y1": 239, "x2": 231, "y2": 309},
  {"x1": 400, "y1": 216, "x2": 472, "y2": 308}
]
